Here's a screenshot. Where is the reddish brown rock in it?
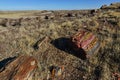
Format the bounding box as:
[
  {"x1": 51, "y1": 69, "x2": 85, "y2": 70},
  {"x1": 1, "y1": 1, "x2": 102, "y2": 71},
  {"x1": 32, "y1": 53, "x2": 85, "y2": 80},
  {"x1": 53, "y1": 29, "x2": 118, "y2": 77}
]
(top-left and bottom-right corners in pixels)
[
  {"x1": 0, "y1": 55, "x2": 37, "y2": 80},
  {"x1": 48, "y1": 65, "x2": 64, "y2": 80},
  {"x1": 112, "y1": 73, "x2": 120, "y2": 80},
  {"x1": 70, "y1": 29, "x2": 101, "y2": 57}
]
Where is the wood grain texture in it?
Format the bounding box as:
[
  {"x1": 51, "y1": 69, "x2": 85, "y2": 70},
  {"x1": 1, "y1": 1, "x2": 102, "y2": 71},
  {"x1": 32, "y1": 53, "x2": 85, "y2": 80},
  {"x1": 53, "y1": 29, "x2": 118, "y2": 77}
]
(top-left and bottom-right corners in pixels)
[
  {"x1": 0, "y1": 55, "x2": 37, "y2": 80},
  {"x1": 71, "y1": 29, "x2": 100, "y2": 55}
]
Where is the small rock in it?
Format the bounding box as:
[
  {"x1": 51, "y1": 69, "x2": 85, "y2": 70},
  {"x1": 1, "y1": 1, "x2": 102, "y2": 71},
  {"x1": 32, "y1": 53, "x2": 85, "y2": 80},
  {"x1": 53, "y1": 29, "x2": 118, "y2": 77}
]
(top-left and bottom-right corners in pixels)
[{"x1": 49, "y1": 65, "x2": 64, "y2": 80}]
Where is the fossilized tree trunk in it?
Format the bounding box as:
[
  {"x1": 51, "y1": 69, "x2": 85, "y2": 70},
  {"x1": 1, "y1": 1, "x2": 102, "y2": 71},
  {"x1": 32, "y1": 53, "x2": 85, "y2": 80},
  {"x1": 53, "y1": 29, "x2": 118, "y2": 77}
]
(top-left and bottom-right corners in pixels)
[
  {"x1": 70, "y1": 29, "x2": 101, "y2": 59},
  {"x1": 0, "y1": 55, "x2": 37, "y2": 80}
]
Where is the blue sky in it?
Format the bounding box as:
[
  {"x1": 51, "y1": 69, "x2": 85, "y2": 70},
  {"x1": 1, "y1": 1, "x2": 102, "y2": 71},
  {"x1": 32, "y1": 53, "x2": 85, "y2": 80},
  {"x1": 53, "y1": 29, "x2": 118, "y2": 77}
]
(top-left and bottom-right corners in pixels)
[{"x1": 0, "y1": 0, "x2": 120, "y2": 10}]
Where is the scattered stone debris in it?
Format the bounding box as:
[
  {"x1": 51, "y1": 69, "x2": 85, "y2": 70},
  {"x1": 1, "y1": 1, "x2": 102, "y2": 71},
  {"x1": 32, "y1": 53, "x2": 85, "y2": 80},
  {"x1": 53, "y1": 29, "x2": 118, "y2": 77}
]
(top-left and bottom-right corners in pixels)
[
  {"x1": 48, "y1": 65, "x2": 64, "y2": 80},
  {"x1": 0, "y1": 2, "x2": 119, "y2": 79},
  {"x1": 112, "y1": 72, "x2": 120, "y2": 80},
  {"x1": 65, "y1": 13, "x2": 75, "y2": 17},
  {"x1": 0, "y1": 55, "x2": 38, "y2": 80},
  {"x1": 70, "y1": 29, "x2": 101, "y2": 58}
]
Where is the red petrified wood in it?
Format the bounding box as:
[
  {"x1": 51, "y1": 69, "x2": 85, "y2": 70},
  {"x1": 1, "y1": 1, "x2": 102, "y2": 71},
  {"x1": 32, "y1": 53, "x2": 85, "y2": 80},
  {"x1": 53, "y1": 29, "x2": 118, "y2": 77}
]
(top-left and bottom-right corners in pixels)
[
  {"x1": 71, "y1": 29, "x2": 100, "y2": 57},
  {"x1": 0, "y1": 55, "x2": 37, "y2": 80}
]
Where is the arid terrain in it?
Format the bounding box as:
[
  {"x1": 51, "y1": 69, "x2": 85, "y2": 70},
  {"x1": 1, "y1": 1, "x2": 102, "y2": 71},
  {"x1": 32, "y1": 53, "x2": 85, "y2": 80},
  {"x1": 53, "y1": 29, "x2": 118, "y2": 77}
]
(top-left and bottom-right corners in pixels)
[{"x1": 0, "y1": 2, "x2": 120, "y2": 80}]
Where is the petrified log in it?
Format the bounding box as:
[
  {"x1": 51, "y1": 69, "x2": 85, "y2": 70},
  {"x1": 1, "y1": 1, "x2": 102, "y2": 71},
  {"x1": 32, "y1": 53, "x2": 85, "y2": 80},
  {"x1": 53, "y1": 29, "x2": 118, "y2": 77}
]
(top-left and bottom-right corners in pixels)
[
  {"x1": 70, "y1": 29, "x2": 101, "y2": 57},
  {"x1": 33, "y1": 36, "x2": 49, "y2": 50},
  {"x1": 0, "y1": 55, "x2": 37, "y2": 80},
  {"x1": 8, "y1": 19, "x2": 21, "y2": 26},
  {"x1": 0, "y1": 18, "x2": 8, "y2": 27}
]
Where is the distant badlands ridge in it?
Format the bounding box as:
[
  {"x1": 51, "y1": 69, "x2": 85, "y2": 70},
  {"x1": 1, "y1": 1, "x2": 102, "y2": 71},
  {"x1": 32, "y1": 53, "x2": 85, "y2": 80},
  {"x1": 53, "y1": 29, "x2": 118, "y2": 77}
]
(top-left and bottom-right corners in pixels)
[{"x1": 101, "y1": 2, "x2": 120, "y2": 9}]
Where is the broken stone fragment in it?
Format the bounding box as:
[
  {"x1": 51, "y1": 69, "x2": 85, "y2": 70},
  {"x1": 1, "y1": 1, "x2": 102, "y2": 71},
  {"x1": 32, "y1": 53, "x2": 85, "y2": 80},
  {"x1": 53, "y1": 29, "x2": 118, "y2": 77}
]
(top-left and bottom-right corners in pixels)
[
  {"x1": 112, "y1": 72, "x2": 120, "y2": 80},
  {"x1": 70, "y1": 29, "x2": 101, "y2": 57},
  {"x1": 0, "y1": 55, "x2": 38, "y2": 80},
  {"x1": 48, "y1": 65, "x2": 64, "y2": 80}
]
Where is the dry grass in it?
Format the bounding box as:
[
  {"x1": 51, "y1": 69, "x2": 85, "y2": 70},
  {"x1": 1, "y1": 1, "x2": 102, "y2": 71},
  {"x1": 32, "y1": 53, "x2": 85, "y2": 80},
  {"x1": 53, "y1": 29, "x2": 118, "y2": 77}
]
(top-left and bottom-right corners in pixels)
[
  {"x1": 0, "y1": 11, "x2": 41, "y2": 18},
  {"x1": 0, "y1": 8, "x2": 119, "y2": 80}
]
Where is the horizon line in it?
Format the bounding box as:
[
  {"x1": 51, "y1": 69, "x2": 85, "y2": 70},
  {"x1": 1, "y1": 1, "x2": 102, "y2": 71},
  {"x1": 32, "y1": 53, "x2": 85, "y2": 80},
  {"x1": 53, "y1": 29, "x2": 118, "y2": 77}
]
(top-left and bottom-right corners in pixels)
[{"x1": 0, "y1": 8, "x2": 99, "y2": 11}]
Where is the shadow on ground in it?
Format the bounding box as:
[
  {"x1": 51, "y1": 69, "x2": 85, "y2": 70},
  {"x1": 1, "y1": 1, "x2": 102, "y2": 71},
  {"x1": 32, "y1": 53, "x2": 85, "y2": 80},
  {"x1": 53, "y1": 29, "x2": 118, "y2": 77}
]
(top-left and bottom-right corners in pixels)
[
  {"x1": 51, "y1": 37, "x2": 87, "y2": 60},
  {"x1": 0, "y1": 56, "x2": 16, "y2": 71}
]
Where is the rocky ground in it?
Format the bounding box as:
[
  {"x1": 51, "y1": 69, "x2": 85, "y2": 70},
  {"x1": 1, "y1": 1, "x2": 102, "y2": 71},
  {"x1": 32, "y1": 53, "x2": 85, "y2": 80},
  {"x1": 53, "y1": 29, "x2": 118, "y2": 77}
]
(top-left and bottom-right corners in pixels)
[{"x1": 0, "y1": 2, "x2": 120, "y2": 80}]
